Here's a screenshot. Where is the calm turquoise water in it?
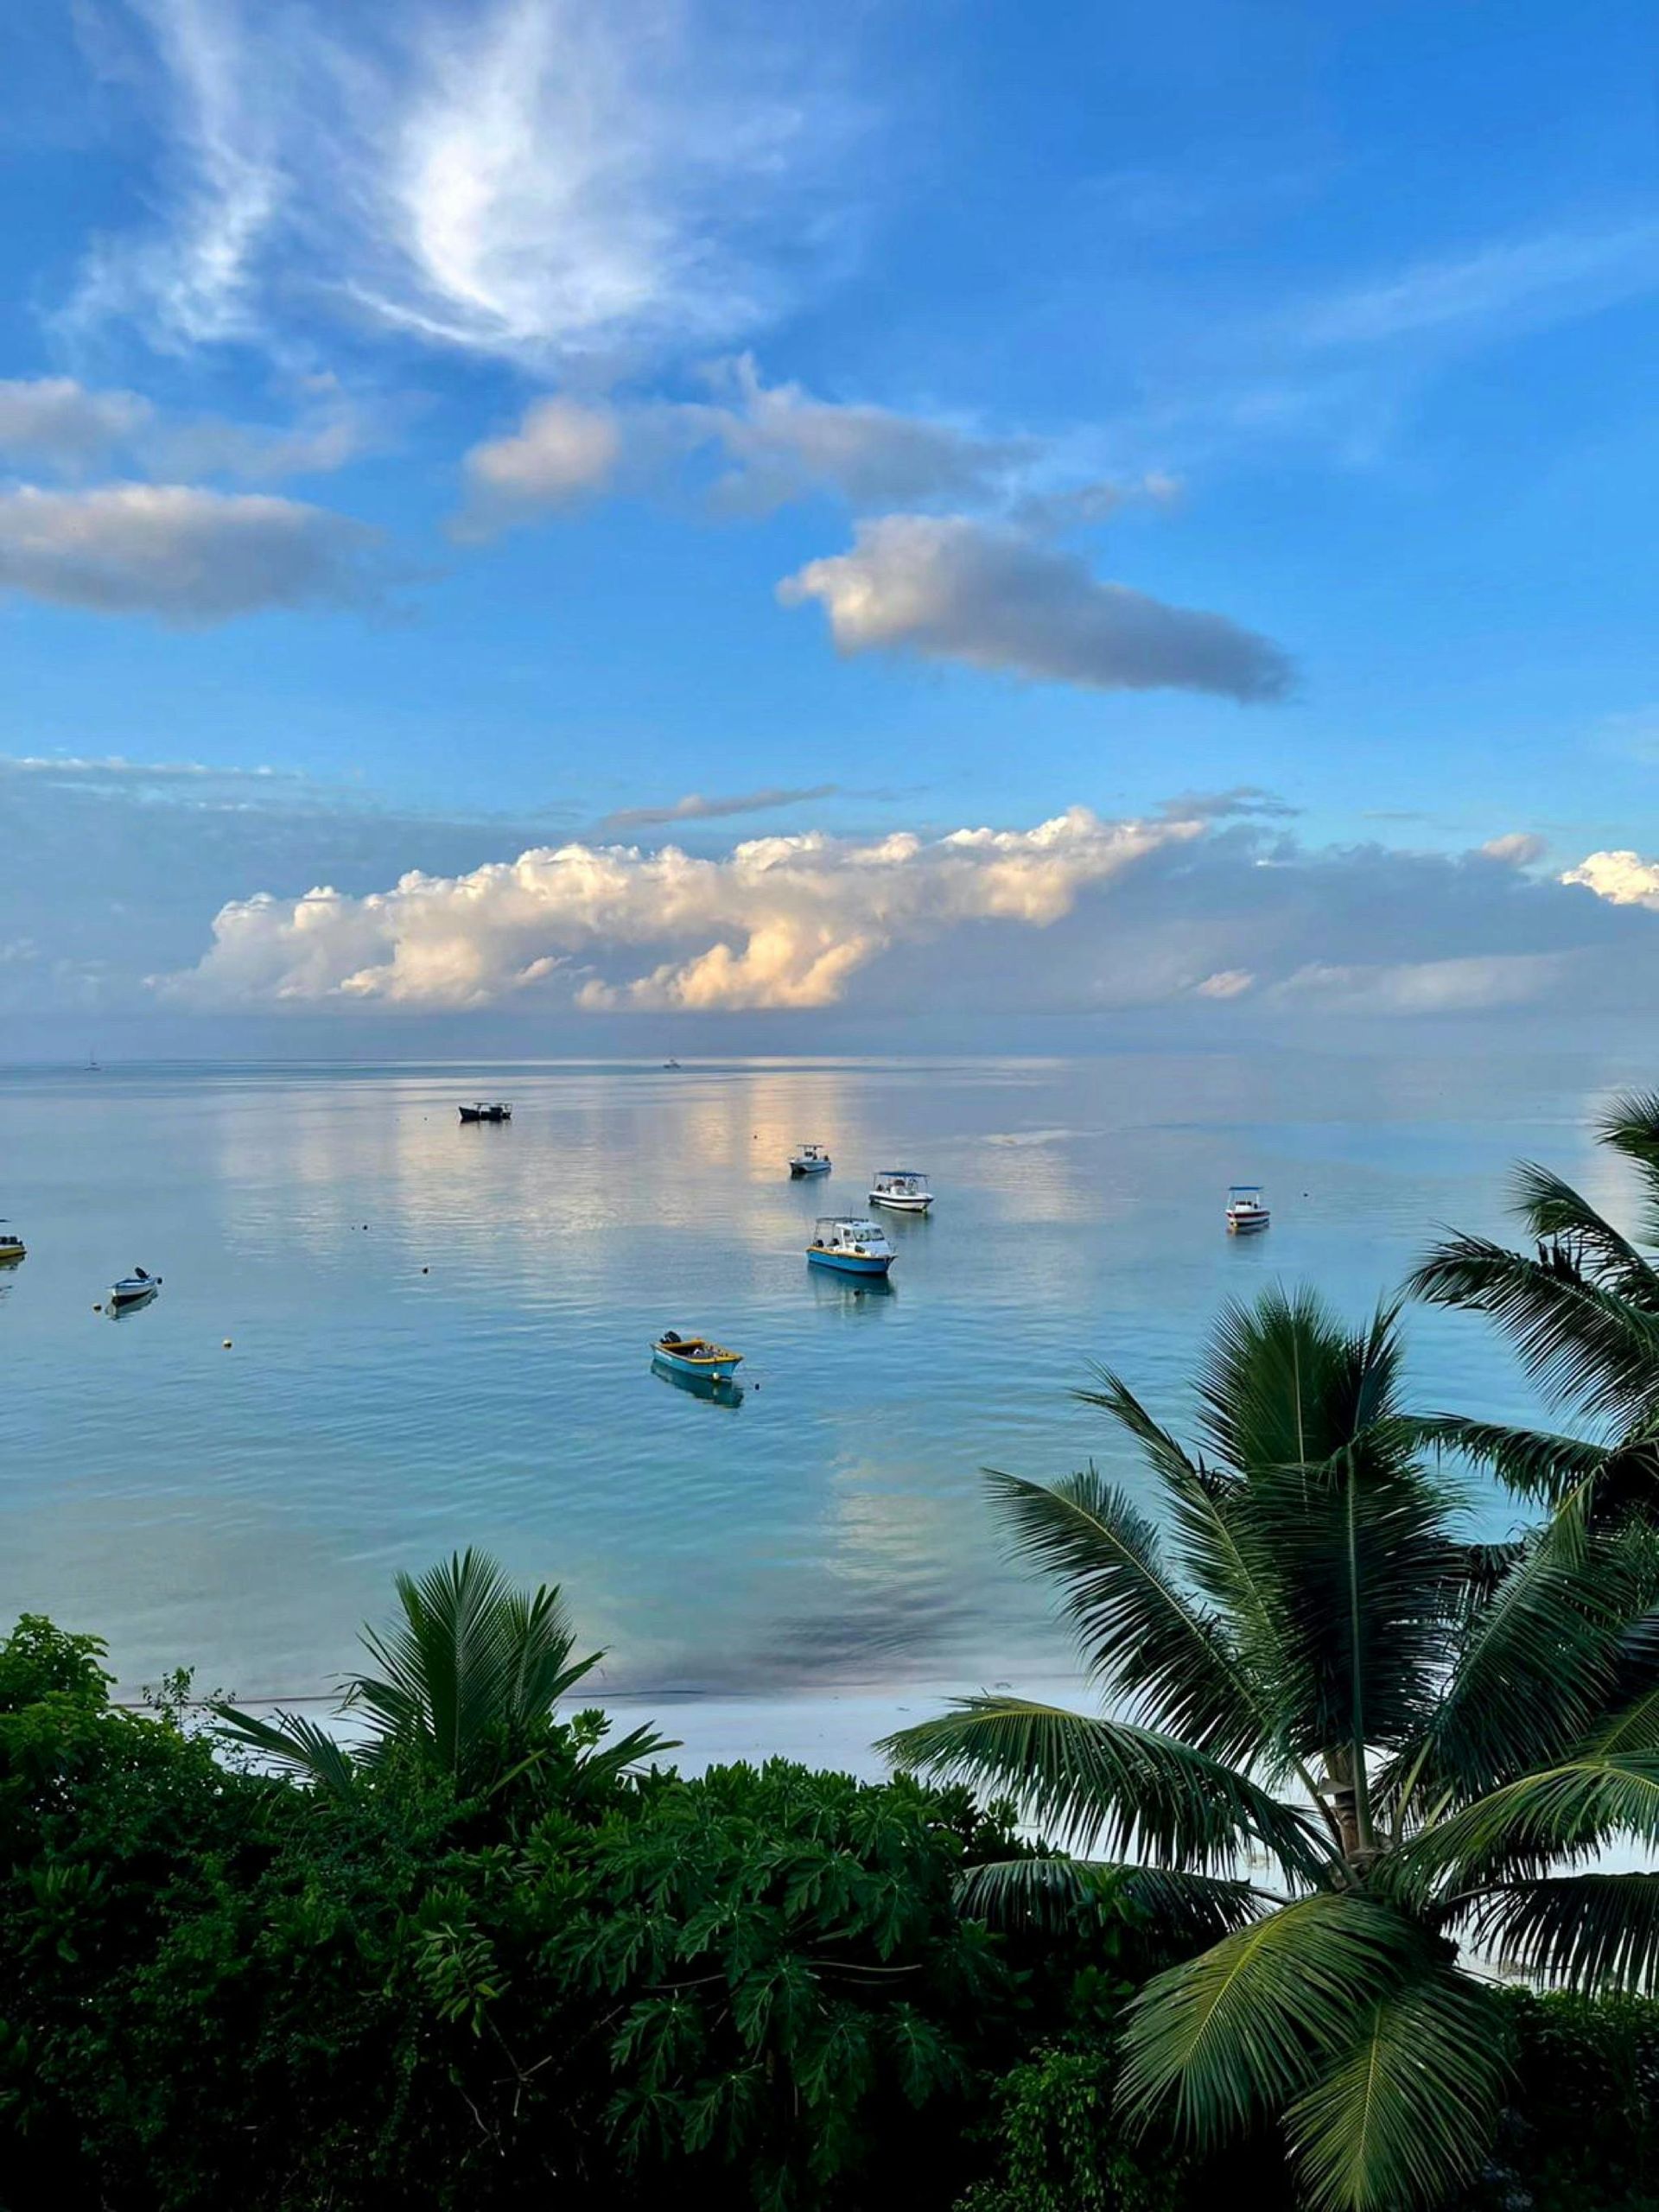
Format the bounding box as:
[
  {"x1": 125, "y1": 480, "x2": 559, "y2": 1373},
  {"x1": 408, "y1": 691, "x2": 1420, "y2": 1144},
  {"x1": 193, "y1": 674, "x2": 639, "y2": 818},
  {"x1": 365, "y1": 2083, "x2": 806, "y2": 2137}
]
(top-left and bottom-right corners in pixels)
[{"x1": 0, "y1": 1052, "x2": 1634, "y2": 1710}]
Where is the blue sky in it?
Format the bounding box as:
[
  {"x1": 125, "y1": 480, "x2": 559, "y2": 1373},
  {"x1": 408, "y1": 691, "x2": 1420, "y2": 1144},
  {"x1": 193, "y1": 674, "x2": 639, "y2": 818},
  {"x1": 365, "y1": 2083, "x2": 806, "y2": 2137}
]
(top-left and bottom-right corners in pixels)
[{"x1": 3, "y1": 0, "x2": 1659, "y2": 1048}]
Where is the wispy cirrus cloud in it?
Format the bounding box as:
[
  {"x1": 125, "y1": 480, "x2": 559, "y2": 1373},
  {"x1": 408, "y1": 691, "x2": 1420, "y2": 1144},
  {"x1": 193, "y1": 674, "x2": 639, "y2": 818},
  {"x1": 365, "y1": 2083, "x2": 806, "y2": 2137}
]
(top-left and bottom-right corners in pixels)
[
  {"x1": 597, "y1": 785, "x2": 841, "y2": 835},
  {"x1": 779, "y1": 514, "x2": 1292, "y2": 702},
  {"x1": 68, "y1": 0, "x2": 866, "y2": 367}
]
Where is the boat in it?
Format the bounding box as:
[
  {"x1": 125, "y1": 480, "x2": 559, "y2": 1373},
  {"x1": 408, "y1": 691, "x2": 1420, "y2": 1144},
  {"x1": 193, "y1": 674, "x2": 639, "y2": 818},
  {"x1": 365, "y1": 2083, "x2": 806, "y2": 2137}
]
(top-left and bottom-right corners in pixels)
[
  {"x1": 108, "y1": 1268, "x2": 162, "y2": 1308},
  {"x1": 1225, "y1": 1185, "x2": 1270, "y2": 1236},
  {"x1": 789, "y1": 1142, "x2": 832, "y2": 1177},
  {"x1": 806, "y1": 1217, "x2": 895, "y2": 1275},
  {"x1": 663, "y1": 1058, "x2": 682, "y2": 1070},
  {"x1": 652, "y1": 1330, "x2": 743, "y2": 1382},
  {"x1": 0, "y1": 1223, "x2": 24, "y2": 1264},
  {"x1": 459, "y1": 1101, "x2": 512, "y2": 1123},
  {"x1": 868, "y1": 1168, "x2": 932, "y2": 1213}
]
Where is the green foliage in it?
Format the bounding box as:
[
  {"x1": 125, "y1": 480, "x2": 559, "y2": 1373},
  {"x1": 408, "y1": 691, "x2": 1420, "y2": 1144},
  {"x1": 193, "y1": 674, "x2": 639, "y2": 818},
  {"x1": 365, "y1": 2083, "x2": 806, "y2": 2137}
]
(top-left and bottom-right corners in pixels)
[{"x1": 888, "y1": 1285, "x2": 1659, "y2": 2211}]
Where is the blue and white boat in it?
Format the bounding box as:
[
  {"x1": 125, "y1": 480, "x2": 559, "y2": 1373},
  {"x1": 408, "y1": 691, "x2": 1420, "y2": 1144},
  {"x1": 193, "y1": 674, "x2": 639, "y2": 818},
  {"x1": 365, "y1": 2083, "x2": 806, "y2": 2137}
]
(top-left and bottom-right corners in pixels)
[
  {"x1": 108, "y1": 1268, "x2": 162, "y2": 1309},
  {"x1": 868, "y1": 1168, "x2": 932, "y2": 1214},
  {"x1": 807, "y1": 1217, "x2": 895, "y2": 1276},
  {"x1": 789, "y1": 1142, "x2": 832, "y2": 1177},
  {"x1": 1225, "y1": 1185, "x2": 1270, "y2": 1236},
  {"x1": 652, "y1": 1330, "x2": 743, "y2": 1382}
]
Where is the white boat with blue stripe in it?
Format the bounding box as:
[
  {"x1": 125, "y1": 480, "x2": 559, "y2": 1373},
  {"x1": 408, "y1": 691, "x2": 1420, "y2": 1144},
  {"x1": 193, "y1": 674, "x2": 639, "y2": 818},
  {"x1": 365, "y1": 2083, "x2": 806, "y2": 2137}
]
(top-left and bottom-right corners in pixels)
[
  {"x1": 789, "y1": 1142, "x2": 832, "y2": 1177},
  {"x1": 807, "y1": 1217, "x2": 895, "y2": 1276}
]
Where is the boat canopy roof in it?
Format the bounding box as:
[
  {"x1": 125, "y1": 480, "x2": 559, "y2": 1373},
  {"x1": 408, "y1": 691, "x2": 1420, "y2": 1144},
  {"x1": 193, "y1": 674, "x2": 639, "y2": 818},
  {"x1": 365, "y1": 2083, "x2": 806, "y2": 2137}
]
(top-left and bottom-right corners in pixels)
[
  {"x1": 1228, "y1": 1185, "x2": 1264, "y2": 1198},
  {"x1": 874, "y1": 1168, "x2": 927, "y2": 1180}
]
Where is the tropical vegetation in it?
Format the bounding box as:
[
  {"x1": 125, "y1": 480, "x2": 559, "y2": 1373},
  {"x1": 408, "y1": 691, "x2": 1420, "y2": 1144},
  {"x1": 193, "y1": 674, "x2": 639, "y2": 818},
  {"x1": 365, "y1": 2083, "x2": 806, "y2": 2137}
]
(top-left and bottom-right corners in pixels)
[{"x1": 887, "y1": 1284, "x2": 1659, "y2": 2212}]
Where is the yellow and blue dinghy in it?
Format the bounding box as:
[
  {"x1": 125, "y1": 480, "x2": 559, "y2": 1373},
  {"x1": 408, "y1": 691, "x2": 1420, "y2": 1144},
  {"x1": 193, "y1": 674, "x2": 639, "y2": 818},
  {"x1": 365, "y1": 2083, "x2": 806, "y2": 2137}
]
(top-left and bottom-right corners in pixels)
[{"x1": 652, "y1": 1330, "x2": 744, "y2": 1382}]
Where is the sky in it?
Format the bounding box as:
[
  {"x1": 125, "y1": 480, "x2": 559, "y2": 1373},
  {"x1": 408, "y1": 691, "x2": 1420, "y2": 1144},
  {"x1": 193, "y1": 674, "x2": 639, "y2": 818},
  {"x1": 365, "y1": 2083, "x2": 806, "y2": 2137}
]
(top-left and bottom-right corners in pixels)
[{"x1": 4, "y1": 0, "x2": 1659, "y2": 1055}]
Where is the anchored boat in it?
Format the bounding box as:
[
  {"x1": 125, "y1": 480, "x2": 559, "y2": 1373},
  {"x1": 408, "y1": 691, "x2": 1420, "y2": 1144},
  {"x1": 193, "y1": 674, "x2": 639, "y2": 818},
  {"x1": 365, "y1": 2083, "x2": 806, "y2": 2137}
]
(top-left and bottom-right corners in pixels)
[
  {"x1": 868, "y1": 1168, "x2": 932, "y2": 1214},
  {"x1": 652, "y1": 1330, "x2": 743, "y2": 1382},
  {"x1": 806, "y1": 1217, "x2": 895, "y2": 1276},
  {"x1": 789, "y1": 1142, "x2": 832, "y2": 1177},
  {"x1": 108, "y1": 1268, "x2": 161, "y2": 1309},
  {"x1": 1225, "y1": 1185, "x2": 1270, "y2": 1236},
  {"x1": 459, "y1": 1101, "x2": 512, "y2": 1123},
  {"x1": 0, "y1": 1223, "x2": 24, "y2": 1265}
]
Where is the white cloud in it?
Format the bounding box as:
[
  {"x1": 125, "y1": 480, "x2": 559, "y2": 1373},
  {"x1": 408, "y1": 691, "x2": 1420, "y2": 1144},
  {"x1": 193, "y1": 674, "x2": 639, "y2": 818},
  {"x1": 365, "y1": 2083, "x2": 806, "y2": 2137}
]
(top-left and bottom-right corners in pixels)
[
  {"x1": 70, "y1": 0, "x2": 861, "y2": 366},
  {"x1": 0, "y1": 374, "x2": 364, "y2": 481},
  {"x1": 0, "y1": 483, "x2": 385, "y2": 624},
  {"x1": 0, "y1": 378, "x2": 154, "y2": 468},
  {"x1": 1561, "y1": 849, "x2": 1659, "y2": 909},
  {"x1": 454, "y1": 397, "x2": 622, "y2": 535},
  {"x1": 1480, "y1": 832, "x2": 1547, "y2": 867},
  {"x1": 1194, "y1": 968, "x2": 1255, "y2": 999},
  {"x1": 779, "y1": 514, "x2": 1292, "y2": 702},
  {"x1": 156, "y1": 805, "x2": 1205, "y2": 1012},
  {"x1": 454, "y1": 358, "x2": 1173, "y2": 535}
]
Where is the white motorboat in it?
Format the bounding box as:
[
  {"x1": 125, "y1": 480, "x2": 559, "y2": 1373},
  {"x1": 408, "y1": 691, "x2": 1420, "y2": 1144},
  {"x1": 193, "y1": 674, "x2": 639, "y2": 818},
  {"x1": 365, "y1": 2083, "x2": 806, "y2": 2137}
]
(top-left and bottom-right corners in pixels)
[
  {"x1": 109, "y1": 1268, "x2": 162, "y2": 1308},
  {"x1": 1225, "y1": 1185, "x2": 1270, "y2": 1236},
  {"x1": 868, "y1": 1168, "x2": 932, "y2": 1213},
  {"x1": 789, "y1": 1142, "x2": 832, "y2": 1177}
]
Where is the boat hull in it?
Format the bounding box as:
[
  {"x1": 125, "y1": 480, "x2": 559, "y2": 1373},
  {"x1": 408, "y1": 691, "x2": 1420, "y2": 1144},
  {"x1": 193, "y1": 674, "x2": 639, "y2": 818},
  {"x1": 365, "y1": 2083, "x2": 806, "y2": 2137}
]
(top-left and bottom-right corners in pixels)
[
  {"x1": 808, "y1": 1248, "x2": 893, "y2": 1275},
  {"x1": 790, "y1": 1161, "x2": 832, "y2": 1177},
  {"x1": 1226, "y1": 1214, "x2": 1270, "y2": 1236},
  {"x1": 868, "y1": 1192, "x2": 931, "y2": 1212},
  {"x1": 0, "y1": 1245, "x2": 24, "y2": 1265}
]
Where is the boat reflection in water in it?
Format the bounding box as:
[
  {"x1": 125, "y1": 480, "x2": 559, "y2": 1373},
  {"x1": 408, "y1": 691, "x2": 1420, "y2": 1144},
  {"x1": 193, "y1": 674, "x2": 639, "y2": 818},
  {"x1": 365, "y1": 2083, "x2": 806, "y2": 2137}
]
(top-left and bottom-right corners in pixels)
[
  {"x1": 808, "y1": 1268, "x2": 895, "y2": 1307},
  {"x1": 650, "y1": 1354, "x2": 745, "y2": 1408}
]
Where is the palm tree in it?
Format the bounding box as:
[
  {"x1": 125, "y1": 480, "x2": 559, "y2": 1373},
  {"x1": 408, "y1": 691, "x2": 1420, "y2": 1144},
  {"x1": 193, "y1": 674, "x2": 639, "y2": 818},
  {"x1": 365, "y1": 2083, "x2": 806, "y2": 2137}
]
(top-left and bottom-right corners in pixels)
[
  {"x1": 884, "y1": 1287, "x2": 1659, "y2": 2212},
  {"x1": 215, "y1": 1548, "x2": 673, "y2": 1800},
  {"x1": 1408, "y1": 1090, "x2": 1659, "y2": 1528}
]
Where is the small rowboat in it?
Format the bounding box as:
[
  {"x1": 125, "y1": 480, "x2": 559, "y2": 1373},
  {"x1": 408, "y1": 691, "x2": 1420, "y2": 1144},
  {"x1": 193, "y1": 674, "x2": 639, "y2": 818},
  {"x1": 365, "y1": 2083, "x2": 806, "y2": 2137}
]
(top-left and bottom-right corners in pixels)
[
  {"x1": 1225, "y1": 1185, "x2": 1270, "y2": 1236},
  {"x1": 652, "y1": 1331, "x2": 743, "y2": 1382},
  {"x1": 109, "y1": 1268, "x2": 162, "y2": 1308}
]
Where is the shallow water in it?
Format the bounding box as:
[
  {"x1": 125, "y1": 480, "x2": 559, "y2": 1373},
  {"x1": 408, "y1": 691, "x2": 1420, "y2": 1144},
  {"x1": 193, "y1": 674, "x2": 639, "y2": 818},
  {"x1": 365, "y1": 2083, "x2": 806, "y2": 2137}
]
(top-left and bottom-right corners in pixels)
[{"x1": 0, "y1": 1049, "x2": 1632, "y2": 1718}]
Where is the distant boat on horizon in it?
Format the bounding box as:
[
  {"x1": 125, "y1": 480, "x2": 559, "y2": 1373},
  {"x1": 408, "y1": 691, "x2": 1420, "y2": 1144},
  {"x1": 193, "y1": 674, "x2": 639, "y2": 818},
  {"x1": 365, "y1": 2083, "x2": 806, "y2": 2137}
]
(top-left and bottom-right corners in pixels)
[{"x1": 85, "y1": 1049, "x2": 99, "y2": 1071}]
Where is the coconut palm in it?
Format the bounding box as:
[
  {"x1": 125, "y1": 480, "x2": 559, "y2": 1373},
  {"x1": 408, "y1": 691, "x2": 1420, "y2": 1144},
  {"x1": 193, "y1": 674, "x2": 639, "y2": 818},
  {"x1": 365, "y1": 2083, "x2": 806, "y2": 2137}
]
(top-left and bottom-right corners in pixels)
[
  {"x1": 215, "y1": 1548, "x2": 672, "y2": 1800},
  {"x1": 884, "y1": 1287, "x2": 1659, "y2": 2212},
  {"x1": 1408, "y1": 1090, "x2": 1659, "y2": 1528}
]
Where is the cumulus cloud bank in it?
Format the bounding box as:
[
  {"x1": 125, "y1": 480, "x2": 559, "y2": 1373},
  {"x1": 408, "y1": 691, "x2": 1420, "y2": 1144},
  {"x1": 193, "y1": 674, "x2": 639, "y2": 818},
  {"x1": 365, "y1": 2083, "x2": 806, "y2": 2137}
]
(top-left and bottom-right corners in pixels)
[
  {"x1": 0, "y1": 484, "x2": 386, "y2": 624},
  {"x1": 1561, "y1": 849, "x2": 1659, "y2": 907},
  {"x1": 0, "y1": 376, "x2": 362, "y2": 482},
  {"x1": 779, "y1": 515, "x2": 1293, "y2": 702},
  {"x1": 157, "y1": 807, "x2": 1203, "y2": 1012}
]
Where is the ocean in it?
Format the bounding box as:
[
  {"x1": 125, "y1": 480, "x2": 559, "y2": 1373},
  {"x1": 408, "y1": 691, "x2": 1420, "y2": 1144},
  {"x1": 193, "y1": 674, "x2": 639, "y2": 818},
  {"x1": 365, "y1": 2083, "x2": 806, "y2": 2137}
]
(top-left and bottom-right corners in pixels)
[{"x1": 0, "y1": 1049, "x2": 1630, "y2": 1764}]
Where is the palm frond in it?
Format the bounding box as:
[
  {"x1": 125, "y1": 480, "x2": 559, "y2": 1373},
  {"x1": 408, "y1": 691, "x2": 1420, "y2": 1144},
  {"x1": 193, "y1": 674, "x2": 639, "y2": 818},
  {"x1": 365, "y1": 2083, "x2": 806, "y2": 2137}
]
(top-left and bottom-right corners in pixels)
[
  {"x1": 1285, "y1": 1967, "x2": 1508, "y2": 2212},
  {"x1": 1193, "y1": 1288, "x2": 1405, "y2": 1478},
  {"x1": 1411, "y1": 1413, "x2": 1617, "y2": 1508},
  {"x1": 1116, "y1": 1891, "x2": 1424, "y2": 2146},
  {"x1": 210, "y1": 1704, "x2": 361, "y2": 1797},
  {"x1": 1399, "y1": 1510, "x2": 1630, "y2": 1806},
  {"x1": 953, "y1": 1855, "x2": 1261, "y2": 1941},
  {"x1": 880, "y1": 1698, "x2": 1329, "y2": 1885},
  {"x1": 1408, "y1": 1236, "x2": 1659, "y2": 1426},
  {"x1": 1461, "y1": 1872, "x2": 1659, "y2": 1993},
  {"x1": 1408, "y1": 1752, "x2": 1659, "y2": 1890},
  {"x1": 983, "y1": 1465, "x2": 1262, "y2": 1764},
  {"x1": 1508, "y1": 1161, "x2": 1659, "y2": 1306},
  {"x1": 1599, "y1": 1091, "x2": 1659, "y2": 1248}
]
